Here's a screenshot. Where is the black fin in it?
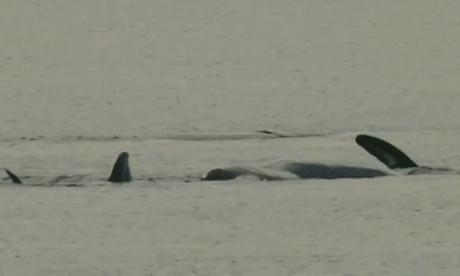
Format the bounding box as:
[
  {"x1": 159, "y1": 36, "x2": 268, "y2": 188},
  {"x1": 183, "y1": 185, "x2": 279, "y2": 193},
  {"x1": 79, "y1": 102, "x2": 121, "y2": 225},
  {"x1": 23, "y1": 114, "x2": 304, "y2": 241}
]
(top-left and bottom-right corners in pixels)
[
  {"x1": 4, "y1": 169, "x2": 22, "y2": 184},
  {"x1": 355, "y1": 134, "x2": 418, "y2": 169},
  {"x1": 108, "y1": 152, "x2": 133, "y2": 183}
]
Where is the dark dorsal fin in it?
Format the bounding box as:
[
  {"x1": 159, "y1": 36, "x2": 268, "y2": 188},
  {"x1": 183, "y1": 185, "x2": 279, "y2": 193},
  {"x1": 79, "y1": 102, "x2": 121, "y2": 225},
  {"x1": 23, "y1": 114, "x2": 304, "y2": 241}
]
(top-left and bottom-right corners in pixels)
[
  {"x1": 108, "y1": 152, "x2": 133, "y2": 183},
  {"x1": 4, "y1": 169, "x2": 22, "y2": 184},
  {"x1": 355, "y1": 134, "x2": 418, "y2": 169}
]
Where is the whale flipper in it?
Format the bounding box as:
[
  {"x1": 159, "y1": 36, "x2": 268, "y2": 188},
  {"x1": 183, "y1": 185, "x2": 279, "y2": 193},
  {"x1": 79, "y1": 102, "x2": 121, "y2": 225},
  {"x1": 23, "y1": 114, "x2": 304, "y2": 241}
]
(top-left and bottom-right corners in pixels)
[
  {"x1": 108, "y1": 152, "x2": 133, "y2": 183},
  {"x1": 4, "y1": 169, "x2": 22, "y2": 184},
  {"x1": 355, "y1": 134, "x2": 418, "y2": 169}
]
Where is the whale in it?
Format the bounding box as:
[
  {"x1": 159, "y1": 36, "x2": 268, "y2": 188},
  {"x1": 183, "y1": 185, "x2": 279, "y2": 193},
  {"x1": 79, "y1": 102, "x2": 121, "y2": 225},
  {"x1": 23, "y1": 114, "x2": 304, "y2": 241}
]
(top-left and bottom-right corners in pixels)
[
  {"x1": 4, "y1": 152, "x2": 133, "y2": 185},
  {"x1": 202, "y1": 162, "x2": 390, "y2": 181},
  {"x1": 3, "y1": 134, "x2": 455, "y2": 184},
  {"x1": 202, "y1": 134, "x2": 455, "y2": 181}
]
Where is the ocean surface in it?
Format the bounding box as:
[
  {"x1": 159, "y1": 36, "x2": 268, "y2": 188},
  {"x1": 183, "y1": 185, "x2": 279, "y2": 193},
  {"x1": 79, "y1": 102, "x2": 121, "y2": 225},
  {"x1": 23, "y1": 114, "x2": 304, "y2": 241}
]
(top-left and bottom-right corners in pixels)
[{"x1": 1, "y1": 1, "x2": 460, "y2": 275}]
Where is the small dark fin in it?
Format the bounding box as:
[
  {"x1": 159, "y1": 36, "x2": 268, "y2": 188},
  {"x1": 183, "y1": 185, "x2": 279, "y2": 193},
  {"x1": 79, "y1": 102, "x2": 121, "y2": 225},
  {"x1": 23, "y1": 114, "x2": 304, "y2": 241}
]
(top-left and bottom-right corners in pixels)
[
  {"x1": 4, "y1": 169, "x2": 22, "y2": 184},
  {"x1": 108, "y1": 152, "x2": 133, "y2": 183},
  {"x1": 355, "y1": 134, "x2": 418, "y2": 169}
]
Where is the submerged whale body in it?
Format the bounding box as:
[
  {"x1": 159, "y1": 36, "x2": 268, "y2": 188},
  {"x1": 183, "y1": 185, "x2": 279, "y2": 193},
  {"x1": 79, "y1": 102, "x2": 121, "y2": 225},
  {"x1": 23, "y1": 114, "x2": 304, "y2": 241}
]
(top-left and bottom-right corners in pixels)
[
  {"x1": 273, "y1": 162, "x2": 388, "y2": 179},
  {"x1": 202, "y1": 134, "x2": 454, "y2": 181},
  {"x1": 202, "y1": 162, "x2": 389, "y2": 181}
]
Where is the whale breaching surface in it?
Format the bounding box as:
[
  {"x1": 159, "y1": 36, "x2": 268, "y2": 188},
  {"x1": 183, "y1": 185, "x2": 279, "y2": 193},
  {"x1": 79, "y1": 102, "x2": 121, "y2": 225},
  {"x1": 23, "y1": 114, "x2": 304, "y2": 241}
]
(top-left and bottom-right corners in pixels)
[{"x1": 108, "y1": 152, "x2": 133, "y2": 183}]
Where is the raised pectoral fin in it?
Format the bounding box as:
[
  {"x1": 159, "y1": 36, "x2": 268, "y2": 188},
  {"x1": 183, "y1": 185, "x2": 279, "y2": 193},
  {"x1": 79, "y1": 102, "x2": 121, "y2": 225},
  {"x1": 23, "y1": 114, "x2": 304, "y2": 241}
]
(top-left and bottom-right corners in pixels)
[
  {"x1": 355, "y1": 134, "x2": 418, "y2": 169},
  {"x1": 4, "y1": 168, "x2": 22, "y2": 184}
]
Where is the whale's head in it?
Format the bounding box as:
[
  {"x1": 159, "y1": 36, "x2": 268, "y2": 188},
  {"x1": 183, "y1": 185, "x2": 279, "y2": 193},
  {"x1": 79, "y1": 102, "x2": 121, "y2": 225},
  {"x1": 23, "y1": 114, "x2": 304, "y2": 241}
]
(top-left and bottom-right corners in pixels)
[{"x1": 201, "y1": 168, "x2": 240, "y2": 181}]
